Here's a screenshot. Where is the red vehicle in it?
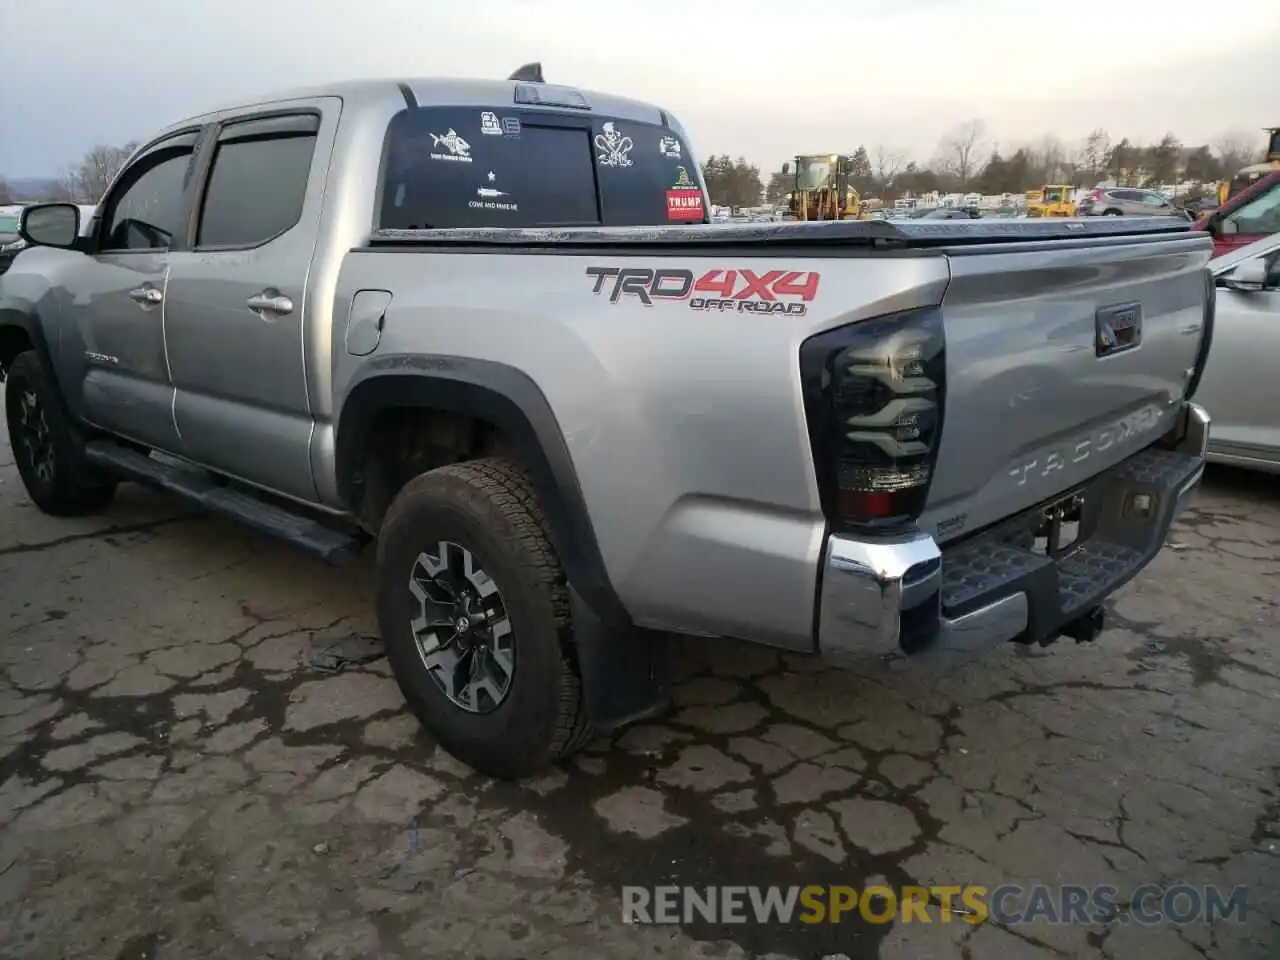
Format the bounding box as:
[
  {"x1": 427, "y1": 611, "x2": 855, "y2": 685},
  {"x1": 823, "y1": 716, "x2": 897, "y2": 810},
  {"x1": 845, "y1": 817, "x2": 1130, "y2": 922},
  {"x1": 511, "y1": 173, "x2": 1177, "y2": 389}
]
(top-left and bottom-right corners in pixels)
[{"x1": 1193, "y1": 171, "x2": 1280, "y2": 258}]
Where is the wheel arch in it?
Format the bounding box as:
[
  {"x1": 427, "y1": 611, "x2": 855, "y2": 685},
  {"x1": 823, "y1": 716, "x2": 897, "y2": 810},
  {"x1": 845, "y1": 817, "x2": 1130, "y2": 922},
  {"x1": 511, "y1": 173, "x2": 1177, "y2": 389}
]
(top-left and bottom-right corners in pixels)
[
  {"x1": 1, "y1": 303, "x2": 83, "y2": 425},
  {"x1": 335, "y1": 355, "x2": 630, "y2": 628},
  {"x1": 0, "y1": 308, "x2": 41, "y2": 379}
]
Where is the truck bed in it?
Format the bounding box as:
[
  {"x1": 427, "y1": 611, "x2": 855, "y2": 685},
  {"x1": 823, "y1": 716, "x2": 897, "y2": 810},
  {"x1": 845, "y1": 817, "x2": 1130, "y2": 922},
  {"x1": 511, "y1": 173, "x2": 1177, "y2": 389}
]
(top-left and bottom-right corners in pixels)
[{"x1": 339, "y1": 217, "x2": 1212, "y2": 647}]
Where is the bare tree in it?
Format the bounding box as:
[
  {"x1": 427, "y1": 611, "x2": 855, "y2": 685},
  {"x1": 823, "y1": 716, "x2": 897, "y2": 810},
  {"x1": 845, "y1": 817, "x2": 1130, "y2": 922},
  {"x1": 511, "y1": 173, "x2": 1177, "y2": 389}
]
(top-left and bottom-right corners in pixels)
[
  {"x1": 872, "y1": 144, "x2": 905, "y2": 183},
  {"x1": 934, "y1": 119, "x2": 987, "y2": 189},
  {"x1": 69, "y1": 142, "x2": 139, "y2": 202},
  {"x1": 1080, "y1": 128, "x2": 1111, "y2": 181},
  {"x1": 1033, "y1": 134, "x2": 1068, "y2": 183},
  {"x1": 1214, "y1": 129, "x2": 1260, "y2": 175}
]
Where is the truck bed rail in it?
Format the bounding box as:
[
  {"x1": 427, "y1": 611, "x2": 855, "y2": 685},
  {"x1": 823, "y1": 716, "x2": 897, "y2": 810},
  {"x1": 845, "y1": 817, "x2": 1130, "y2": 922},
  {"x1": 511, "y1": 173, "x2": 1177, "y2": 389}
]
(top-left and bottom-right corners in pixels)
[{"x1": 365, "y1": 216, "x2": 1197, "y2": 252}]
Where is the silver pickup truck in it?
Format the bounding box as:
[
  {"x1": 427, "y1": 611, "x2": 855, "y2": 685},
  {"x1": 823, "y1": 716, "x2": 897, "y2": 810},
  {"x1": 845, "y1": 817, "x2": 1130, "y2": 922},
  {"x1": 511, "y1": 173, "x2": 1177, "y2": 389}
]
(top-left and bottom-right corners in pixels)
[{"x1": 0, "y1": 68, "x2": 1213, "y2": 778}]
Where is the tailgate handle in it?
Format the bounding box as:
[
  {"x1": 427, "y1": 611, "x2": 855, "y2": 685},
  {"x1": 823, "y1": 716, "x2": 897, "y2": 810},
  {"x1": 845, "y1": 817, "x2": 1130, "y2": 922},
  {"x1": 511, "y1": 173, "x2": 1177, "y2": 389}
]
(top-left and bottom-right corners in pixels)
[{"x1": 1096, "y1": 302, "x2": 1142, "y2": 358}]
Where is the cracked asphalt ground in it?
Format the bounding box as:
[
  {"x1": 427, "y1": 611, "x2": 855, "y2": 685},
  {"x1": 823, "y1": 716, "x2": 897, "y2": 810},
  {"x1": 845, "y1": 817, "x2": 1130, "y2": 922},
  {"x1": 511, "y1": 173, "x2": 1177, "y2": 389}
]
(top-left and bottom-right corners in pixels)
[{"x1": 1, "y1": 410, "x2": 1278, "y2": 959}]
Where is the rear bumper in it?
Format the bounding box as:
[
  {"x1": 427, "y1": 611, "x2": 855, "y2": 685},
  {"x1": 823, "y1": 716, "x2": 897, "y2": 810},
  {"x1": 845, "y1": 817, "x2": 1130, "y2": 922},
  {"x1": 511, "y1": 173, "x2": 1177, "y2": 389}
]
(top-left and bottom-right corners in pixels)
[{"x1": 817, "y1": 401, "x2": 1209, "y2": 663}]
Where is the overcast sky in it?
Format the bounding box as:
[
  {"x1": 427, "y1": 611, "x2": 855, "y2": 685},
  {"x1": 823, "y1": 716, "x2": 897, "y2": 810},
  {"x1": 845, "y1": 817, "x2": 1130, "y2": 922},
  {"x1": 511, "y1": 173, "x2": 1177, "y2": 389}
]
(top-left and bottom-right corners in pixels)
[{"x1": 2, "y1": 0, "x2": 1278, "y2": 177}]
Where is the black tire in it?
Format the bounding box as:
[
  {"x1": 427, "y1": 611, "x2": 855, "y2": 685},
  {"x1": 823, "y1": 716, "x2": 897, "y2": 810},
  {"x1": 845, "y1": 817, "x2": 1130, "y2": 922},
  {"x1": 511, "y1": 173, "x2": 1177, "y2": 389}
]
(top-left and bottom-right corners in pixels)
[
  {"x1": 375, "y1": 457, "x2": 592, "y2": 779},
  {"x1": 3, "y1": 350, "x2": 117, "y2": 516},
  {"x1": 1103, "y1": 208, "x2": 1123, "y2": 216}
]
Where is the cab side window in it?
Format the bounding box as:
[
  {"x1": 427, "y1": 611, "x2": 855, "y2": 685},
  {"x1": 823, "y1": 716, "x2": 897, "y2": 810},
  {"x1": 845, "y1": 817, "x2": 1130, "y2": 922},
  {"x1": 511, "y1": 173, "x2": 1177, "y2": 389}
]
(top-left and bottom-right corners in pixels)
[
  {"x1": 100, "y1": 145, "x2": 194, "y2": 252},
  {"x1": 196, "y1": 115, "x2": 318, "y2": 249}
]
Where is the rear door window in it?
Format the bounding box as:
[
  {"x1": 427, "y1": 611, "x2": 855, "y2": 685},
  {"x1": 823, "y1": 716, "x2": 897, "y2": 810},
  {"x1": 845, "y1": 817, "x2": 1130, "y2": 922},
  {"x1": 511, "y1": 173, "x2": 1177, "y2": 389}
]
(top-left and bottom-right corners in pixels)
[
  {"x1": 378, "y1": 106, "x2": 704, "y2": 230},
  {"x1": 196, "y1": 117, "x2": 318, "y2": 248}
]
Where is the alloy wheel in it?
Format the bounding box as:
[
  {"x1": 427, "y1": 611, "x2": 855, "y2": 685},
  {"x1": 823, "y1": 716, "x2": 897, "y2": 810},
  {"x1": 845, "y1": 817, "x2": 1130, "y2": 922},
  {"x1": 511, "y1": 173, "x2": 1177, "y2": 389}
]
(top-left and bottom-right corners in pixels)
[
  {"x1": 407, "y1": 540, "x2": 515, "y2": 713},
  {"x1": 14, "y1": 388, "x2": 55, "y2": 484}
]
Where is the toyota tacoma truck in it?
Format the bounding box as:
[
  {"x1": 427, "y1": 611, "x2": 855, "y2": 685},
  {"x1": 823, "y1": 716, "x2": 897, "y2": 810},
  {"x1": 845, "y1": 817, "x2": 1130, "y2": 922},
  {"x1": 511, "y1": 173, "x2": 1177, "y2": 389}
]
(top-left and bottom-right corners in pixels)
[{"x1": 0, "y1": 68, "x2": 1213, "y2": 779}]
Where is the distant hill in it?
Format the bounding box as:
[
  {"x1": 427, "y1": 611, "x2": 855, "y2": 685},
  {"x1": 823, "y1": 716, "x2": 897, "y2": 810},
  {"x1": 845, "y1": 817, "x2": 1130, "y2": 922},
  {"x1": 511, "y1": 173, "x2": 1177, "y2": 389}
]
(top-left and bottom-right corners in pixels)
[{"x1": 3, "y1": 177, "x2": 65, "y2": 201}]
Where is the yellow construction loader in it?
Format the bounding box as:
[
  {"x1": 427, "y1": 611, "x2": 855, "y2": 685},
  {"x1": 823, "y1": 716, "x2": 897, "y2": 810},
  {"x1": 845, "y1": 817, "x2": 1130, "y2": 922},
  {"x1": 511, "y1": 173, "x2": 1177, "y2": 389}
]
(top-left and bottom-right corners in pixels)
[
  {"x1": 1025, "y1": 185, "x2": 1076, "y2": 217},
  {"x1": 1220, "y1": 126, "x2": 1280, "y2": 205},
  {"x1": 784, "y1": 154, "x2": 862, "y2": 220}
]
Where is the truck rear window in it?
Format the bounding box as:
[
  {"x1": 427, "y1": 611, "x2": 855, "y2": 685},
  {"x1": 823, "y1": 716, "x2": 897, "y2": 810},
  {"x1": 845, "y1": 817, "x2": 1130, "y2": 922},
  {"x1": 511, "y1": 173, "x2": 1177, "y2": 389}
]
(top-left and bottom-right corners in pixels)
[{"x1": 378, "y1": 105, "x2": 705, "y2": 230}]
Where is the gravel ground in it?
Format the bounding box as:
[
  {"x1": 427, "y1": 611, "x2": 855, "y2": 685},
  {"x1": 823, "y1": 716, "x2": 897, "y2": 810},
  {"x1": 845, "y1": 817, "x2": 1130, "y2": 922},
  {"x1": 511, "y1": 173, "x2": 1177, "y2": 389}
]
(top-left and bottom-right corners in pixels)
[{"x1": 1, "y1": 405, "x2": 1278, "y2": 959}]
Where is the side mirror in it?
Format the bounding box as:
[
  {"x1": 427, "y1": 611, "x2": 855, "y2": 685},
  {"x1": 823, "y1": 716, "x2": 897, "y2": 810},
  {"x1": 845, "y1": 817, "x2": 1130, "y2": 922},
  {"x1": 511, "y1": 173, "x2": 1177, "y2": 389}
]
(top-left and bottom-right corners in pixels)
[
  {"x1": 1221, "y1": 258, "x2": 1268, "y2": 292},
  {"x1": 781, "y1": 162, "x2": 790, "y2": 175},
  {"x1": 20, "y1": 203, "x2": 81, "y2": 250},
  {"x1": 1204, "y1": 211, "x2": 1222, "y2": 237}
]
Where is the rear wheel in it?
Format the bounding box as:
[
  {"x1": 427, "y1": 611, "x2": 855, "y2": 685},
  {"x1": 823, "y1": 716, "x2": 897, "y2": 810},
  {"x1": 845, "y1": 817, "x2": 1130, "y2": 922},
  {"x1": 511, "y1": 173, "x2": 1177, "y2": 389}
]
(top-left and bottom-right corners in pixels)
[
  {"x1": 375, "y1": 457, "x2": 592, "y2": 779},
  {"x1": 3, "y1": 350, "x2": 117, "y2": 516},
  {"x1": 1103, "y1": 208, "x2": 1123, "y2": 216}
]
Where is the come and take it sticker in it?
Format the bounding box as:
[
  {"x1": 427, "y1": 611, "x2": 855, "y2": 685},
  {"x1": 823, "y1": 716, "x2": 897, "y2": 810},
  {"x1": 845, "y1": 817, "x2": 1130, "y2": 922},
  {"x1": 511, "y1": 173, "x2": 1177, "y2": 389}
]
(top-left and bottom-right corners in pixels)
[{"x1": 666, "y1": 165, "x2": 704, "y2": 221}]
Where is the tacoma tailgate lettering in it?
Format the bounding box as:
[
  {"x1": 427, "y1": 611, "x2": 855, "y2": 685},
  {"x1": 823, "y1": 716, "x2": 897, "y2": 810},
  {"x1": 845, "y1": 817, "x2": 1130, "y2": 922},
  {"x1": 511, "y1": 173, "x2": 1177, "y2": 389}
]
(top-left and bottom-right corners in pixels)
[{"x1": 1007, "y1": 403, "x2": 1165, "y2": 487}]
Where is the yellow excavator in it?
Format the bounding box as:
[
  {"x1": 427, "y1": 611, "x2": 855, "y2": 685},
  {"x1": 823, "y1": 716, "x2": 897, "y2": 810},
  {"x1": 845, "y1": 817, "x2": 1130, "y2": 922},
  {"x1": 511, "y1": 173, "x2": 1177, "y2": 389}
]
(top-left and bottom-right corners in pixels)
[{"x1": 784, "y1": 154, "x2": 862, "y2": 220}]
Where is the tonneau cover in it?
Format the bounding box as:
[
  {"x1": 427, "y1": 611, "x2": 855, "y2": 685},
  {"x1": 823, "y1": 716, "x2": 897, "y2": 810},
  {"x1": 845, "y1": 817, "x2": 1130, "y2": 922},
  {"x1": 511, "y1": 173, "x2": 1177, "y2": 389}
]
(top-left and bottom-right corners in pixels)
[{"x1": 368, "y1": 216, "x2": 1196, "y2": 249}]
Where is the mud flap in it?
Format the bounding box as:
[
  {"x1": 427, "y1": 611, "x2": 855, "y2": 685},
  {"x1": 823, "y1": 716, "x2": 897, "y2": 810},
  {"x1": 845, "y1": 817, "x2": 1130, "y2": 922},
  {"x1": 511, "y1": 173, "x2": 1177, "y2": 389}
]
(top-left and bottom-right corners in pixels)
[{"x1": 569, "y1": 587, "x2": 671, "y2": 732}]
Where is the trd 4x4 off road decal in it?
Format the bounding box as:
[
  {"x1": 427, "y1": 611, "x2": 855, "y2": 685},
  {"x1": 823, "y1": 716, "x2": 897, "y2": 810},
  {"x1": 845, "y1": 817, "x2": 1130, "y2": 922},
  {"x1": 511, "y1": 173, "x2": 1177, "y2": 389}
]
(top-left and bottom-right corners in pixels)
[{"x1": 585, "y1": 267, "x2": 821, "y2": 316}]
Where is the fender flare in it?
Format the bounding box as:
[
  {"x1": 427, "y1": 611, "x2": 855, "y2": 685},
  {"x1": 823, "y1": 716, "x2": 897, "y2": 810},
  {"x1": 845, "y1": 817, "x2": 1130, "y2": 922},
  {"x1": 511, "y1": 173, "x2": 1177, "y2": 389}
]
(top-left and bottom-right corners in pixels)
[
  {"x1": 0, "y1": 306, "x2": 48, "y2": 367},
  {"x1": 0, "y1": 305, "x2": 65, "y2": 416},
  {"x1": 334, "y1": 354, "x2": 630, "y2": 628}
]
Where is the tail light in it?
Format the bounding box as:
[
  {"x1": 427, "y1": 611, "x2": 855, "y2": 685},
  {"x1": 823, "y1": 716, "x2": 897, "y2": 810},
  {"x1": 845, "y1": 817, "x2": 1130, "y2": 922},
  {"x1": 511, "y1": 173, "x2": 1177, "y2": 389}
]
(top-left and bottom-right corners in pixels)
[
  {"x1": 1090, "y1": 190, "x2": 1103, "y2": 202},
  {"x1": 799, "y1": 308, "x2": 946, "y2": 531}
]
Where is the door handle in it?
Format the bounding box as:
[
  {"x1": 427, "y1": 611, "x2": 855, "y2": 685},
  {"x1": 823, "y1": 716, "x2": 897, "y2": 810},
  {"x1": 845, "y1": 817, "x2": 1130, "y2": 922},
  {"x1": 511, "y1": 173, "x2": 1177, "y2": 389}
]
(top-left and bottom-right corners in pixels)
[
  {"x1": 129, "y1": 286, "x2": 163, "y2": 306},
  {"x1": 246, "y1": 292, "x2": 294, "y2": 316}
]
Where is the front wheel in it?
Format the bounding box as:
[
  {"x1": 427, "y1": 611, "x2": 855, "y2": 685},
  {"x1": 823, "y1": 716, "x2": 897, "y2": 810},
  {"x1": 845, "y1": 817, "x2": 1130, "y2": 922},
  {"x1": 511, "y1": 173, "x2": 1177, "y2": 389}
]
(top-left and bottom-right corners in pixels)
[
  {"x1": 3, "y1": 350, "x2": 117, "y2": 516},
  {"x1": 375, "y1": 457, "x2": 592, "y2": 779}
]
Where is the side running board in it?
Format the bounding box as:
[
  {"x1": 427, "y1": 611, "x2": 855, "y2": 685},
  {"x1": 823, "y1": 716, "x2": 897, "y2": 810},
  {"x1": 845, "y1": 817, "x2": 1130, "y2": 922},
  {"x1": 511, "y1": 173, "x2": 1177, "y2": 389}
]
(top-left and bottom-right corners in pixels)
[{"x1": 83, "y1": 441, "x2": 365, "y2": 564}]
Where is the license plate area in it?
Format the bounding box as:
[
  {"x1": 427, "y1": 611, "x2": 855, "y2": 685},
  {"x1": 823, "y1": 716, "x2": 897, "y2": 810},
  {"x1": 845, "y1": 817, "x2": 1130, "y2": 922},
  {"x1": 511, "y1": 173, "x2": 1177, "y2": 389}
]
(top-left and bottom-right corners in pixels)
[
  {"x1": 1033, "y1": 493, "x2": 1085, "y2": 557},
  {"x1": 1096, "y1": 302, "x2": 1143, "y2": 357}
]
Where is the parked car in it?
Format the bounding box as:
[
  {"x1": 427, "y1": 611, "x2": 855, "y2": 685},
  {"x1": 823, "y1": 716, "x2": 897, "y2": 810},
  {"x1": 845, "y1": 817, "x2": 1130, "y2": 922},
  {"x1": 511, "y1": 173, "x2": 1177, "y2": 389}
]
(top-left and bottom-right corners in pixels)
[
  {"x1": 1195, "y1": 232, "x2": 1280, "y2": 472},
  {"x1": 1182, "y1": 195, "x2": 1220, "y2": 219},
  {"x1": 919, "y1": 206, "x2": 982, "y2": 219},
  {"x1": 1077, "y1": 187, "x2": 1190, "y2": 219},
  {"x1": 0, "y1": 70, "x2": 1212, "y2": 779},
  {"x1": 0, "y1": 209, "x2": 26, "y2": 274},
  {"x1": 1193, "y1": 171, "x2": 1280, "y2": 258}
]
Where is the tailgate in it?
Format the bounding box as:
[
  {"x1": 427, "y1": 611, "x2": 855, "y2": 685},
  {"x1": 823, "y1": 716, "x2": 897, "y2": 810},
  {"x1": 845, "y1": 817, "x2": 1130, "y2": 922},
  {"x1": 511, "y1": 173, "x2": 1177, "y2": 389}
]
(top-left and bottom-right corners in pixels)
[{"x1": 919, "y1": 232, "x2": 1211, "y2": 542}]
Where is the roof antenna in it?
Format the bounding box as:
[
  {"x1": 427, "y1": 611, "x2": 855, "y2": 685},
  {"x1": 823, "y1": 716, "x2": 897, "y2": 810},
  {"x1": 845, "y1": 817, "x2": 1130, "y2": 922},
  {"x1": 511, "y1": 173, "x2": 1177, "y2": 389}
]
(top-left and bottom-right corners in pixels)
[{"x1": 508, "y1": 62, "x2": 544, "y2": 83}]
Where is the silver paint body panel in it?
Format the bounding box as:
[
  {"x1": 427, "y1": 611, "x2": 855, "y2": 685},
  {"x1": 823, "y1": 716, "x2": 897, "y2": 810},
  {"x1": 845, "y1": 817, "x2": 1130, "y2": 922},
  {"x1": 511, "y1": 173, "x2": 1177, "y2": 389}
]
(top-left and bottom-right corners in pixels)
[{"x1": 0, "y1": 75, "x2": 1214, "y2": 653}]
